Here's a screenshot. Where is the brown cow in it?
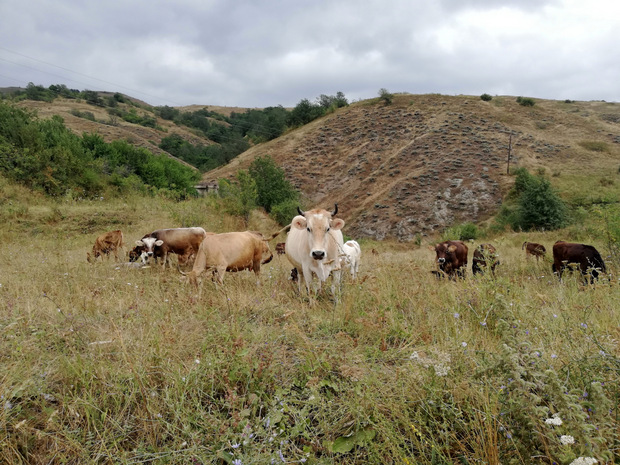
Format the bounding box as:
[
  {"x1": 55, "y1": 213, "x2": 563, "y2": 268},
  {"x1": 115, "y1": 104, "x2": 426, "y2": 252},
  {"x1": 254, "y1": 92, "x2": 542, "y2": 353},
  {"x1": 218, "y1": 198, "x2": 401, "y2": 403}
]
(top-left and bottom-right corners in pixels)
[
  {"x1": 276, "y1": 242, "x2": 286, "y2": 255},
  {"x1": 472, "y1": 244, "x2": 499, "y2": 275},
  {"x1": 87, "y1": 230, "x2": 124, "y2": 263},
  {"x1": 522, "y1": 241, "x2": 546, "y2": 261},
  {"x1": 430, "y1": 240, "x2": 468, "y2": 279},
  {"x1": 552, "y1": 241, "x2": 606, "y2": 283},
  {"x1": 134, "y1": 227, "x2": 208, "y2": 269},
  {"x1": 185, "y1": 231, "x2": 275, "y2": 287}
]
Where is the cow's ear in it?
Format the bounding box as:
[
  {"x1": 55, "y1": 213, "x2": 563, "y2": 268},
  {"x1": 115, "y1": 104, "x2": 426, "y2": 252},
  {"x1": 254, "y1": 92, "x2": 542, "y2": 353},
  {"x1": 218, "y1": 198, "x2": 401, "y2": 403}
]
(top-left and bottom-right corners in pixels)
[
  {"x1": 448, "y1": 245, "x2": 457, "y2": 253},
  {"x1": 331, "y1": 218, "x2": 345, "y2": 230},
  {"x1": 136, "y1": 240, "x2": 144, "y2": 246},
  {"x1": 155, "y1": 240, "x2": 164, "y2": 247},
  {"x1": 292, "y1": 215, "x2": 307, "y2": 230}
]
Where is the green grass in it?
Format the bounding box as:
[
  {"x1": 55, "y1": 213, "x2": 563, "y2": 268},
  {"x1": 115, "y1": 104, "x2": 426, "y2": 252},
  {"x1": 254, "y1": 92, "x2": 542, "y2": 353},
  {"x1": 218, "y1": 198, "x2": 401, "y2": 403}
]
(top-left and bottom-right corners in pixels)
[{"x1": 0, "y1": 189, "x2": 618, "y2": 464}]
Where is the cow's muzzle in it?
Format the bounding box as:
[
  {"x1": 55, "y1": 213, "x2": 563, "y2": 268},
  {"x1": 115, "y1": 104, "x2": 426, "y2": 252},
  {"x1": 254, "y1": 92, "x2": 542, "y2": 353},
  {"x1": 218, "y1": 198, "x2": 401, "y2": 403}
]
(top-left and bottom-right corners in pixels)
[
  {"x1": 438, "y1": 258, "x2": 445, "y2": 264},
  {"x1": 312, "y1": 251, "x2": 325, "y2": 260}
]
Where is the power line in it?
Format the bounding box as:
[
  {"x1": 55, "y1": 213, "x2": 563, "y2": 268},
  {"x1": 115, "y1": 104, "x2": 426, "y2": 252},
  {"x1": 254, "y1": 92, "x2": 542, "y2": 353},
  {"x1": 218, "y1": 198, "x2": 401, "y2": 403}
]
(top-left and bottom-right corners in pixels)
[{"x1": 0, "y1": 46, "x2": 185, "y2": 106}]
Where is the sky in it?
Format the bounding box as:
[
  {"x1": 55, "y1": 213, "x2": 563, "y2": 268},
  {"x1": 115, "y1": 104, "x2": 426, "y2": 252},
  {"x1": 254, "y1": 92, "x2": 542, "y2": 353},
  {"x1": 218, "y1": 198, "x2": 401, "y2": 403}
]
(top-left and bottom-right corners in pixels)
[{"x1": 1, "y1": 0, "x2": 619, "y2": 108}]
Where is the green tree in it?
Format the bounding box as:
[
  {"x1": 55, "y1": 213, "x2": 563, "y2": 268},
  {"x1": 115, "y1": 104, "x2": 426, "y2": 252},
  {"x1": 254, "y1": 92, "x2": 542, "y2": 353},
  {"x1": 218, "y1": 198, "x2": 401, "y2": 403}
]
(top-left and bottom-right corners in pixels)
[
  {"x1": 378, "y1": 88, "x2": 394, "y2": 104},
  {"x1": 248, "y1": 155, "x2": 298, "y2": 213},
  {"x1": 516, "y1": 176, "x2": 568, "y2": 230}
]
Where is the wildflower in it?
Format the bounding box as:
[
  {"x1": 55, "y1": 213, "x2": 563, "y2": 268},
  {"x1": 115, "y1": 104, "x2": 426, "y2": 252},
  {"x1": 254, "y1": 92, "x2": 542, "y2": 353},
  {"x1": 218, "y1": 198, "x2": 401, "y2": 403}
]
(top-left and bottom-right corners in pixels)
[
  {"x1": 195, "y1": 359, "x2": 200, "y2": 364},
  {"x1": 232, "y1": 443, "x2": 240, "y2": 449},
  {"x1": 545, "y1": 413, "x2": 563, "y2": 426},
  {"x1": 480, "y1": 321, "x2": 487, "y2": 326},
  {"x1": 580, "y1": 323, "x2": 588, "y2": 329},
  {"x1": 553, "y1": 314, "x2": 558, "y2": 318},
  {"x1": 461, "y1": 342, "x2": 467, "y2": 347},
  {"x1": 551, "y1": 354, "x2": 558, "y2": 359},
  {"x1": 569, "y1": 458, "x2": 598, "y2": 465},
  {"x1": 453, "y1": 313, "x2": 460, "y2": 319},
  {"x1": 599, "y1": 350, "x2": 606, "y2": 356},
  {"x1": 232, "y1": 460, "x2": 243, "y2": 465},
  {"x1": 434, "y1": 364, "x2": 449, "y2": 376},
  {"x1": 278, "y1": 449, "x2": 285, "y2": 462},
  {"x1": 410, "y1": 351, "x2": 420, "y2": 361},
  {"x1": 560, "y1": 435, "x2": 575, "y2": 445}
]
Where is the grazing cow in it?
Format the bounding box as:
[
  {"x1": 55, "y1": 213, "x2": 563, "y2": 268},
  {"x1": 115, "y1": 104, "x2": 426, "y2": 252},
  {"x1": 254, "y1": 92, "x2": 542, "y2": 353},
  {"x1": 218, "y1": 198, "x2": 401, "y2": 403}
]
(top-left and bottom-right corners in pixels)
[
  {"x1": 552, "y1": 241, "x2": 606, "y2": 283},
  {"x1": 341, "y1": 240, "x2": 362, "y2": 279},
  {"x1": 285, "y1": 204, "x2": 345, "y2": 297},
  {"x1": 185, "y1": 231, "x2": 275, "y2": 287},
  {"x1": 472, "y1": 243, "x2": 500, "y2": 275},
  {"x1": 134, "y1": 227, "x2": 208, "y2": 269},
  {"x1": 522, "y1": 241, "x2": 546, "y2": 260},
  {"x1": 87, "y1": 230, "x2": 124, "y2": 263},
  {"x1": 276, "y1": 242, "x2": 286, "y2": 255},
  {"x1": 430, "y1": 240, "x2": 468, "y2": 279}
]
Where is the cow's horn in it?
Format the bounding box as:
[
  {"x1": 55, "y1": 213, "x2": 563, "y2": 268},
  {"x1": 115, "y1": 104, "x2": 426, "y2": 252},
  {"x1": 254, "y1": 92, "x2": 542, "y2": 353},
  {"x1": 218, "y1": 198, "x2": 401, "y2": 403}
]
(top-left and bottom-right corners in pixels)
[
  {"x1": 297, "y1": 206, "x2": 305, "y2": 216},
  {"x1": 332, "y1": 203, "x2": 338, "y2": 216}
]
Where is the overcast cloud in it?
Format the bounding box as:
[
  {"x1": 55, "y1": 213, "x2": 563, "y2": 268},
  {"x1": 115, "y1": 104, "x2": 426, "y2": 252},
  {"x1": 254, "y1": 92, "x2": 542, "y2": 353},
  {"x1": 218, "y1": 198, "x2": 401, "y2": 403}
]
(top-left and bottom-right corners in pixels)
[{"x1": 1, "y1": 0, "x2": 619, "y2": 107}]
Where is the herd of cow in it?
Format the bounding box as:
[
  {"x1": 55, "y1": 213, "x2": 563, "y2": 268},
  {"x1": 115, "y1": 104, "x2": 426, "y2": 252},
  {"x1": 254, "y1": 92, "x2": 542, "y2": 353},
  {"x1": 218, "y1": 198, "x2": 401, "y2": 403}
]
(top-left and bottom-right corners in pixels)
[
  {"x1": 86, "y1": 204, "x2": 609, "y2": 294},
  {"x1": 430, "y1": 239, "x2": 607, "y2": 283}
]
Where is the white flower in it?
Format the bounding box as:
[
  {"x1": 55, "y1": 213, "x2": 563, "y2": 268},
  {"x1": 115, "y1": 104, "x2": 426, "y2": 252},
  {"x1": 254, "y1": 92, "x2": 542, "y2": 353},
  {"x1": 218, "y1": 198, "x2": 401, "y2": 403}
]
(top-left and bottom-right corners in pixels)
[
  {"x1": 560, "y1": 435, "x2": 575, "y2": 445},
  {"x1": 570, "y1": 458, "x2": 598, "y2": 465},
  {"x1": 434, "y1": 364, "x2": 449, "y2": 376},
  {"x1": 461, "y1": 342, "x2": 467, "y2": 347},
  {"x1": 545, "y1": 413, "x2": 563, "y2": 426},
  {"x1": 195, "y1": 359, "x2": 200, "y2": 364}
]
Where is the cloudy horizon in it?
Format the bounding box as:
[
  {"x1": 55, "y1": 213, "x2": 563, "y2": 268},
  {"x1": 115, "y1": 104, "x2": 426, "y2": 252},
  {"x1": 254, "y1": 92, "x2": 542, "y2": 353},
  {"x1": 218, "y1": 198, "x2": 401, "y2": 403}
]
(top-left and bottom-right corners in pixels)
[{"x1": 1, "y1": 0, "x2": 619, "y2": 108}]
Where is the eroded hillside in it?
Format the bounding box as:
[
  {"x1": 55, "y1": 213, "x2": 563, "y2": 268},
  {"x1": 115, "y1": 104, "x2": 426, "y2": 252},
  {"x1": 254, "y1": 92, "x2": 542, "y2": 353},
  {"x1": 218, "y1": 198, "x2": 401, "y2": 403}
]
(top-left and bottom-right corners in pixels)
[{"x1": 205, "y1": 94, "x2": 620, "y2": 240}]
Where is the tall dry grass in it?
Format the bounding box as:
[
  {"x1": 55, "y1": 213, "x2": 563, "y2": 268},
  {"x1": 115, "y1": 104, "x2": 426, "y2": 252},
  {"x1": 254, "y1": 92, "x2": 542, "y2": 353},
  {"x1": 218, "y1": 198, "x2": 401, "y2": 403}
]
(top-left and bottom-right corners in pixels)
[{"x1": 0, "y1": 191, "x2": 618, "y2": 464}]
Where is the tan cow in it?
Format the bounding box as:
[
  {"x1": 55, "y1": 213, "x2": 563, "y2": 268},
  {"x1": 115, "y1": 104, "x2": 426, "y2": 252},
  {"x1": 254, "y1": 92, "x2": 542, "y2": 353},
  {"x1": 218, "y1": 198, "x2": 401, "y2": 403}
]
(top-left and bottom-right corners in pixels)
[
  {"x1": 135, "y1": 227, "x2": 208, "y2": 269},
  {"x1": 285, "y1": 204, "x2": 345, "y2": 297},
  {"x1": 87, "y1": 230, "x2": 124, "y2": 263},
  {"x1": 185, "y1": 231, "x2": 276, "y2": 287}
]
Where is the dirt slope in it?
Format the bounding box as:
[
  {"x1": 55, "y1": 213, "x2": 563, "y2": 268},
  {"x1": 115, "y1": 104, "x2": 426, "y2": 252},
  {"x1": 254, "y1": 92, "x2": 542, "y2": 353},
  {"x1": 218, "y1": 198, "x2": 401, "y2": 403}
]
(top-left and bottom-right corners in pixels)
[{"x1": 205, "y1": 94, "x2": 620, "y2": 240}]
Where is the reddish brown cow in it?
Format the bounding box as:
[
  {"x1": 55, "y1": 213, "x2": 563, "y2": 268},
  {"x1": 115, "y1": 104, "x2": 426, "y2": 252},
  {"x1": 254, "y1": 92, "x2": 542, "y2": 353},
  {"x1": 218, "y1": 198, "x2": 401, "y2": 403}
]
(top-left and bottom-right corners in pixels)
[
  {"x1": 472, "y1": 244, "x2": 499, "y2": 275},
  {"x1": 87, "y1": 230, "x2": 124, "y2": 263},
  {"x1": 430, "y1": 240, "x2": 468, "y2": 279},
  {"x1": 522, "y1": 241, "x2": 546, "y2": 261},
  {"x1": 275, "y1": 242, "x2": 286, "y2": 255},
  {"x1": 552, "y1": 241, "x2": 606, "y2": 283}
]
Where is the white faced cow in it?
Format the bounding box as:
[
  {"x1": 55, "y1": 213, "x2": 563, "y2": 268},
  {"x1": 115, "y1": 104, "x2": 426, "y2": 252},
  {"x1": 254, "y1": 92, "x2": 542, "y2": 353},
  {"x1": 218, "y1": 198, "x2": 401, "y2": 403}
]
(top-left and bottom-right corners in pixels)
[
  {"x1": 341, "y1": 240, "x2": 361, "y2": 279},
  {"x1": 135, "y1": 227, "x2": 207, "y2": 269},
  {"x1": 285, "y1": 204, "x2": 345, "y2": 298}
]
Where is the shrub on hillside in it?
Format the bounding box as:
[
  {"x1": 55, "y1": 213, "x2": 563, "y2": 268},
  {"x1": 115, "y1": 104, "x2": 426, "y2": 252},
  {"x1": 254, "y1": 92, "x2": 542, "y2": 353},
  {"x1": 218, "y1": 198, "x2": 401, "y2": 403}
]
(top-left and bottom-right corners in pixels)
[
  {"x1": 480, "y1": 93, "x2": 493, "y2": 102},
  {"x1": 378, "y1": 88, "x2": 394, "y2": 104},
  {"x1": 270, "y1": 199, "x2": 301, "y2": 226},
  {"x1": 516, "y1": 96, "x2": 535, "y2": 107}
]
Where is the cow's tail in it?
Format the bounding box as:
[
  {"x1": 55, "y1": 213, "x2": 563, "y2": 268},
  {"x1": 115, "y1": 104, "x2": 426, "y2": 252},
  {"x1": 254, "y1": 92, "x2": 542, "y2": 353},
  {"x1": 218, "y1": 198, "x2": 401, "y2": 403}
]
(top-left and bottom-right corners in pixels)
[
  {"x1": 522, "y1": 241, "x2": 527, "y2": 250},
  {"x1": 265, "y1": 224, "x2": 292, "y2": 241}
]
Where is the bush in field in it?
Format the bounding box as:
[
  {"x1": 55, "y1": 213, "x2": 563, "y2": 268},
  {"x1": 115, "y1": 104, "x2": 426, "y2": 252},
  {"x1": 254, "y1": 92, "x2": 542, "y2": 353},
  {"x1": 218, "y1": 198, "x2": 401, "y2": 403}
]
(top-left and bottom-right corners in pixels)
[
  {"x1": 441, "y1": 222, "x2": 479, "y2": 241},
  {"x1": 248, "y1": 155, "x2": 298, "y2": 213},
  {"x1": 494, "y1": 168, "x2": 568, "y2": 231},
  {"x1": 480, "y1": 93, "x2": 493, "y2": 102},
  {"x1": 217, "y1": 170, "x2": 257, "y2": 221},
  {"x1": 270, "y1": 198, "x2": 301, "y2": 226}
]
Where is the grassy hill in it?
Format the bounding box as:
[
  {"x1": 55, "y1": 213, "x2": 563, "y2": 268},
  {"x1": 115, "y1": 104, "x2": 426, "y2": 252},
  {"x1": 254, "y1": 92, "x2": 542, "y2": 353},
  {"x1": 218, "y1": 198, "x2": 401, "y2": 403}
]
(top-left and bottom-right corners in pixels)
[{"x1": 205, "y1": 94, "x2": 620, "y2": 240}]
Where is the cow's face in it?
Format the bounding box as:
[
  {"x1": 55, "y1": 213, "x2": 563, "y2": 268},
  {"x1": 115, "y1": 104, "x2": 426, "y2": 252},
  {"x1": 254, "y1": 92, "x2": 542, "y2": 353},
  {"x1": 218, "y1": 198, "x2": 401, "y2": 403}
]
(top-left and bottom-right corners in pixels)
[
  {"x1": 292, "y1": 212, "x2": 345, "y2": 261},
  {"x1": 135, "y1": 238, "x2": 164, "y2": 259},
  {"x1": 432, "y1": 243, "x2": 457, "y2": 267}
]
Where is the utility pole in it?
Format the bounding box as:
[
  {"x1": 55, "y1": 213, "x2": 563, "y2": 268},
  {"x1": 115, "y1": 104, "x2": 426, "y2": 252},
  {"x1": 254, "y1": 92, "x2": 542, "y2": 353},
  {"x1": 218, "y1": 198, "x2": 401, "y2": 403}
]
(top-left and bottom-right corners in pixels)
[{"x1": 506, "y1": 133, "x2": 513, "y2": 175}]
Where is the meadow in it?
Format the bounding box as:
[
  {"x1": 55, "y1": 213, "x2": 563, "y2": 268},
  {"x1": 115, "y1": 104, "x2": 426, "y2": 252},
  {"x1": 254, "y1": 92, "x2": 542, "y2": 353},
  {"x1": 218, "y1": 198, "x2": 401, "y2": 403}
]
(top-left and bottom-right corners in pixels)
[{"x1": 0, "y1": 187, "x2": 618, "y2": 464}]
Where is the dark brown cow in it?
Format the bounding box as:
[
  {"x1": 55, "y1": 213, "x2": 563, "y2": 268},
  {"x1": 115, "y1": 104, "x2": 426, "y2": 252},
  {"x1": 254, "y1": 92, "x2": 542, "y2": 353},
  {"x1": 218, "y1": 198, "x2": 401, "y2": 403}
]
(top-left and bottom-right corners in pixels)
[
  {"x1": 134, "y1": 227, "x2": 208, "y2": 269},
  {"x1": 522, "y1": 241, "x2": 546, "y2": 260},
  {"x1": 472, "y1": 244, "x2": 499, "y2": 275},
  {"x1": 87, "y1": 230, "x2": 124, "y2": 263},
  {"x1": 552, "y1": 241, "x2": 606, "y2": 283},
  {"x1": 275, "y1": 242, "x2": 286, "y2": 255},
  {"x1": 430, "y1": 240, "x2": 468, "y2": 279}
]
